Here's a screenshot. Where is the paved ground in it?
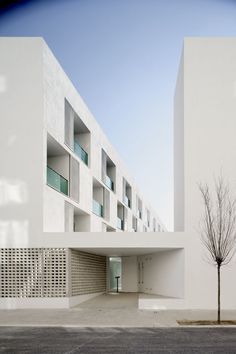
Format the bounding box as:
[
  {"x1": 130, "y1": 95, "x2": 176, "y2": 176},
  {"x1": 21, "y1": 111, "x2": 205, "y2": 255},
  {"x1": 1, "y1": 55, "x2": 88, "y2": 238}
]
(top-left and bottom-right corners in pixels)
[
  {"x1": 78, "y1": 292, "x2": 139, "y2": 309},
  {"x1": 1, "y1": 327, "x2": 236, "y2": 353},
  {"x1": 1, "y1": 293, "x2": 236, "y2": 327},
  {"x1": 0, "y1": 293, "x2": 161, "y2": 327}
]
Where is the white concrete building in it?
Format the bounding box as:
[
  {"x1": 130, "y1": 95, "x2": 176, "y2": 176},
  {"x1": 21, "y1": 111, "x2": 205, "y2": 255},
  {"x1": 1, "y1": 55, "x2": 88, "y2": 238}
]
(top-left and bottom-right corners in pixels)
[
  {"x1": 41, "y1": 39, "x2": 164, "y2": 234},
  {"x1": 1, "y1": 37, "x2": 236, "y2": 311}
]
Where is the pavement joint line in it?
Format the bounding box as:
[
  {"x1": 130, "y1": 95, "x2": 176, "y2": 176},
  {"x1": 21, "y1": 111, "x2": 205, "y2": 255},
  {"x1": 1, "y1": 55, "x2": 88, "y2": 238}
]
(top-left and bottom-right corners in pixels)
[{"x1": 1, "y1": 324, "x2": 236, "y2": 328}]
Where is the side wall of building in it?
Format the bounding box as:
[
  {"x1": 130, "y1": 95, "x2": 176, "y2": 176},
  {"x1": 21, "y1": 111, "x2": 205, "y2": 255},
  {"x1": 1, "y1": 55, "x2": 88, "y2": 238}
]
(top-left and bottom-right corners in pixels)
[
  {"x1": 178, "y1": 38, "x2": 236, "y2": 309},
  {"x1": 174, "y1": 51, "x2": 184, "y2": 232},
  {"x1": 0, "y1": 37, "x2": 44, "y2": 248}
]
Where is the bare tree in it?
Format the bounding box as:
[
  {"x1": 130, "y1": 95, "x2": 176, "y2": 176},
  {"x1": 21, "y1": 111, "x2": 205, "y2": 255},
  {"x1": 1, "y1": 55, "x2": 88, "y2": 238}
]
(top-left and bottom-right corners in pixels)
[{"x1": 199, "y1": 177, "x2": 236, "y2": 323}]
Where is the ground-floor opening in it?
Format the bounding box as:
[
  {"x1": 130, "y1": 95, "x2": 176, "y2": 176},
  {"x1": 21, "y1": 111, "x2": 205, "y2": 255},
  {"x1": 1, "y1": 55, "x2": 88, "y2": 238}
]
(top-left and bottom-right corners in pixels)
[{"x1": 0, "y1": 247, "x2": 184, "y2": 310}]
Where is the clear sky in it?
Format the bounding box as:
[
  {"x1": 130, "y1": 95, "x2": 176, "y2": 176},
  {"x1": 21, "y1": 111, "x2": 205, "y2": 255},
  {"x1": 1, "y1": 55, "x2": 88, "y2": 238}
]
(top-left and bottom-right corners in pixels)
[{"x1": 1, "y1": 0, "x2": 236, "y2": 230}]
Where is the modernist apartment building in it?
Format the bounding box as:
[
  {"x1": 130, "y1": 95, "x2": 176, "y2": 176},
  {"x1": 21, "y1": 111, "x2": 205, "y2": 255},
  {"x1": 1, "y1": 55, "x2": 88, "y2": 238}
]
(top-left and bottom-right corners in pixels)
[
  {"x1": 1, "y1": 37, "x2": 236, "y2": 311},
  {"x1": 45, "y1": 102, "x2": 164, "y2": 234},
  {"x1": 41, "y1": 43, "x2": 164, "y2": 234}
]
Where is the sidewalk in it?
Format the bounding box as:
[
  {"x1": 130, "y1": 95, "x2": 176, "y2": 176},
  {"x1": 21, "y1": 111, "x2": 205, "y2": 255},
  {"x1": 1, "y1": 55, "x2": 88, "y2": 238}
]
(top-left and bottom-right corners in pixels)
[{"x1": 0, "y1": 293, "x2": 235, "y2": 327}]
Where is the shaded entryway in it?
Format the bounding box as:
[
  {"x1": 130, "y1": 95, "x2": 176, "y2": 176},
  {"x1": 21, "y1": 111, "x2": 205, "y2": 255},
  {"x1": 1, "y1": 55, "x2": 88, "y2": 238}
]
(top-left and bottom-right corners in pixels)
[{"x1": 109, "y1": 257, "x2": 122, "y2": 292}]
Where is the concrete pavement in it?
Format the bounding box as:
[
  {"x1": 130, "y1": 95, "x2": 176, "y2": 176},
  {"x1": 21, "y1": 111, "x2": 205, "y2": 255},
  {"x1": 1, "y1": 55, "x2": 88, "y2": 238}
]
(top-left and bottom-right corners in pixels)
[
  {"x1": 0, "y1": 293, "x2": 162, "y2": 328},
  {"x1": 0, "y1": 293, "x2": 236, "y2": 327}
]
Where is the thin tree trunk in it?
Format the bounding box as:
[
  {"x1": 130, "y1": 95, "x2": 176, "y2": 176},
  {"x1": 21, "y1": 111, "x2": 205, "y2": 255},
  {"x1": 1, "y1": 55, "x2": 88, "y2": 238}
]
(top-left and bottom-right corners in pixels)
[{"x1": 217, "y1": 264, "x2": 221, "y2": 324}]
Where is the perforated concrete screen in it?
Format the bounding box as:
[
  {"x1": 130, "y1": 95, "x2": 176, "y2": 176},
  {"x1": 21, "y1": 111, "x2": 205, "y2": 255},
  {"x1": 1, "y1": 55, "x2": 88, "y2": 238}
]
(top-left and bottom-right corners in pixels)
[
  {"x1": 70, "y1": 250, "x2": 106, "y2": 296},
  {"x1": 0, "y1": 248, "x2": 107, "y2": 300},
  {"x1": 42, "y1": 249, "x2": 67, "y2": 297},
  {"x1": 0, "y1": 248, "x2": 67, "y2": 298}
]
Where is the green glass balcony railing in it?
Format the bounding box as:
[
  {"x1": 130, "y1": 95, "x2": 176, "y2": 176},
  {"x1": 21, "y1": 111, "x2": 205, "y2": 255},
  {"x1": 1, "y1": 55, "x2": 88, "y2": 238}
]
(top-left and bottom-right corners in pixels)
[
  {"x1": 105, "y1": 175, "x2": 114, "y2": 191},
  {"x1": 93, "y1": 199, "x2": 103, "y2": 217},
  {"x1": 117, "y1": 217, "x2": 124, "y2": 230},
  {"x1": 124, "y1": 196, "x2": 131, "y2": 208},
  {"x1": 74, "y1": 140, "x2": 88, "y2": 166},
  {"x1": 47, "y1": 166, "x2": 68, "y2": 196}
]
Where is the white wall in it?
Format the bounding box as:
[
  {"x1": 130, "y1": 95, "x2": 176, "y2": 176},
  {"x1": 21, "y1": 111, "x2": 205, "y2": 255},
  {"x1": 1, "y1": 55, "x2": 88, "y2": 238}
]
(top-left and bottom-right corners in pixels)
[
  {"x1": 138, "y1": 250, "x2": 184, "y2": 298},
  {"x1": 183, "y1": 38, "x2": 236, "y2": 234},
  {"x1": 78, "y1": 162, "x2": 92, "y2": 214},
  {"x1": 184, "y1": 236, "x2": 236, "y2": 309},
  {"x1": 0, "y1": 293, "x2": 105, "y2": 309},
  {"x1": 93, "y1": 186, "x2": 103, "y2": 204},
  {"x1": 74, "y1": 132, "x2": 90, "y2": 157},
  {"x1": 74, "y1": 214, "x2": 90, "y2": 232},
  {"x1": 175, "y1": 38, "x2": 236, "y2": 309},
  {"x1": 174, "y1": 51, "x2": 184, "y2": 232},
  {"x1": 47, "y1": 156, "x2": 70, "y2": 180},
  {"x1": 0, "y1": 38, "x2": 44, "y2": 246},
  {"x1": 43, "y1": 185, "x2": 65, "y2": 232},
  {"x1": 121, "y1": 256, "x2": 138, "y2": 292}
]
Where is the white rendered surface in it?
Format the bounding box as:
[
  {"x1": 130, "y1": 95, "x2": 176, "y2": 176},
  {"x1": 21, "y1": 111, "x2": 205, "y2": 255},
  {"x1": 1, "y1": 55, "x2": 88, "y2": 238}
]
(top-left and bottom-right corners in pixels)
[
  {"x1": 138, "y1": 250, "x2": 184, "y2": 298},
  {"x1": 1, "y1": 37, "x2": 236, "y2": 311},
  {"x1": 121, "y1": 256, "x2": 139, "y2": 292},
  {"x1": 174, "y1": 38, "x2": 236, "y2": 309}
]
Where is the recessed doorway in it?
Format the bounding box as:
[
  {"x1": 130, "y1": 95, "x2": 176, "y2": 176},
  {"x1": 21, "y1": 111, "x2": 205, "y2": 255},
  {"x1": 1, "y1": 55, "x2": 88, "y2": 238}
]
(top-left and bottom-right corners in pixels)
[{"x1": 109, "y1": 257, "x2": 122, "y2": 292}]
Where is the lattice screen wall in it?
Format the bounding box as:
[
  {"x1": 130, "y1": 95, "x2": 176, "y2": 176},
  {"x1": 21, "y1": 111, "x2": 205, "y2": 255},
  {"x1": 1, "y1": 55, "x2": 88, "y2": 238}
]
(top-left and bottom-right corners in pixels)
[
  {"x1": 70, "y1": 250, "x2": 106, "y2": 296},
  {"x1": 0, "y1": 248, "x2": 67, "y2": 298}
]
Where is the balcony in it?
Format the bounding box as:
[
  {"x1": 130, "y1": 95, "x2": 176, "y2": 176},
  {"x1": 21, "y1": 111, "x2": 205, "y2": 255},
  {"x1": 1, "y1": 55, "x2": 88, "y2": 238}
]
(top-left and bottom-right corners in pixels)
[
  {"x1": 93, "y1": 199, "x2": 103, "y2": 217},
  {"x1": 105, "y1": 175, "x2": 114, "y2": 191},
  {"x1": 137, "y1": 210, "x2": 142, "y2": 219},
  {"x1": 117, "y1": 217, "x2": 124, "y2": 230},
  {"x1": 124, "y1": 196, "x2": 131, "y2": 208},
  {"x1": 74, "y1": 140, "x2": 88, "y2": 165},
  {"x1": 47, "y1": 166, "x2": 68, "y2": 196}
]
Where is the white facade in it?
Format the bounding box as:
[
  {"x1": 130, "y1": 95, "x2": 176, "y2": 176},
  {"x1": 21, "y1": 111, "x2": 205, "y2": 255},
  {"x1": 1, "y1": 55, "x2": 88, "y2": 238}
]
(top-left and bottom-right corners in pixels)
[
  {"x1": 40, "y1": 38, "x2": 165, "y2": 233},
  {"x1": 1, "y1": 37, "x2": 236, "y2": 311},
  {"x1": 173, "y1": 37, "x2": 236, "y2": 310}
]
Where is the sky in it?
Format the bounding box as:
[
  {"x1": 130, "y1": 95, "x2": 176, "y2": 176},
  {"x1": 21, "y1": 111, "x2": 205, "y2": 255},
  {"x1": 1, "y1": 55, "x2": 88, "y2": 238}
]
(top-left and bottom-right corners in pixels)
[{"x1": 1, "y1": 0, "x2": 236, "y2": 230}]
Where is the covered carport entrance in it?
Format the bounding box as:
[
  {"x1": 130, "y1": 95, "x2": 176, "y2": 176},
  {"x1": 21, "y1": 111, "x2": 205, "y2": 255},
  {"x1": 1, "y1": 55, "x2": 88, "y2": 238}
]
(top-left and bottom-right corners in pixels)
[{"x1": 75, "y1": 247, "x2": 185, "y2": 311}]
